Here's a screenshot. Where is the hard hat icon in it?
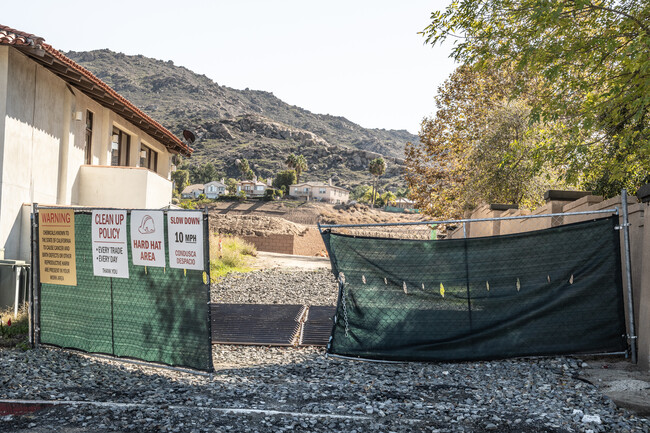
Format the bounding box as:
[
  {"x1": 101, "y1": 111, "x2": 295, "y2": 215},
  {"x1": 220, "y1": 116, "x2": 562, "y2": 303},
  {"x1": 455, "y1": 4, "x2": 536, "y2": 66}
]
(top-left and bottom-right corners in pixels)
[{"x1": 138, "y1": 215, "x2": 156, "y2": 234}]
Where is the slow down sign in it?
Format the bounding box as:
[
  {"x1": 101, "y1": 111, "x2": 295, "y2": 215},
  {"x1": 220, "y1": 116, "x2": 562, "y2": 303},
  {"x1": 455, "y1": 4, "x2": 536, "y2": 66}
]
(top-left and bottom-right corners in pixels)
[{"x1": 167, "y1": 211, "x2": 204, "y2": 270}]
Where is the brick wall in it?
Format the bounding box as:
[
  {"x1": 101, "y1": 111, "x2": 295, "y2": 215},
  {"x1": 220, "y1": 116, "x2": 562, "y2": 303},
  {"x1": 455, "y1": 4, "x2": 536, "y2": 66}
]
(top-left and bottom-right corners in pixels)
[
  {"x1": 242, "y1": 234, "x2": 294, "y2": 255},
  {"x1": 293, "y1": 228, "x2": 326, "y2": 256},
  {"x1": 242, "y1": 228, "x2": 326, "y2": 256}
]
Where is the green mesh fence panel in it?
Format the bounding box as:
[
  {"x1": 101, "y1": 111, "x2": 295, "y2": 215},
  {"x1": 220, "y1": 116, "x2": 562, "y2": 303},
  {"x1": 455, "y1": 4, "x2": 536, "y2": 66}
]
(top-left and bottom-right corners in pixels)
[
  {"x1": 323, "y1": 216, "x2": 627, "y2": 361},
  {"x1": 39, "y1": 211, "x2": 212, "y2": 371}
]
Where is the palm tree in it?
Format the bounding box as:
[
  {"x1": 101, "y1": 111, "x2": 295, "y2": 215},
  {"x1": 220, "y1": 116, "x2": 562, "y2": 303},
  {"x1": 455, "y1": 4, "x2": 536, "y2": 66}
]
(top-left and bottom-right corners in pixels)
[
  {"x1": 294, "y1": 155, "x2": 308, "y2": 184},
  {"x1": 369, "y1": 157, "x2": 386, "y2": 208},
  {"x1": 285, "y1": 153, "x2": 297, "y2": 170}
]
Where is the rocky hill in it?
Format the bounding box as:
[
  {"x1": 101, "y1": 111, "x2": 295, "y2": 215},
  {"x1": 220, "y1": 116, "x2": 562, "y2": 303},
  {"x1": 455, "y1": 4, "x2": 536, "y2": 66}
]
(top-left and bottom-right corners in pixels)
[{"x1": 66, "y1": 50, "x2": 417, "y2": 189}]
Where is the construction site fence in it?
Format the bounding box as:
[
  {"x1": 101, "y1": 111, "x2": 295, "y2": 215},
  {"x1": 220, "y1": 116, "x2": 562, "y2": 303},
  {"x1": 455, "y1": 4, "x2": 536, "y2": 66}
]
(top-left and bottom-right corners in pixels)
[
  {"x1": 319, "y1": 198, "x2": 635, "y2": 363},
  {"x1": 31, "y1": 207, "x2": 212, "y2": 372}
]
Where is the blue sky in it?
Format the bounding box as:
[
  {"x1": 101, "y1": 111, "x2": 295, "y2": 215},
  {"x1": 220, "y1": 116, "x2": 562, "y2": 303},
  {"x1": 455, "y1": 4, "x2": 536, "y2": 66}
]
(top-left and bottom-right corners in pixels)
[{"x1": 4, "y1": 1, "x2": 457, "y2": 134}]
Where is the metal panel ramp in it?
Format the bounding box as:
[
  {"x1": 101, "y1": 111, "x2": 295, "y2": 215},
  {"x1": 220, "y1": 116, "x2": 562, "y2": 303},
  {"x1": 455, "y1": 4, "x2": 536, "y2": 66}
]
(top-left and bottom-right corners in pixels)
[
  {"x1": 210, "y1": 304, "x2": 336, "y2": 346},
  {"x1": 211, "y1": 304, "x2": 306, "y2": 346},
  {"x1": 300, "y1": 306, "x2": 336, "y2": 346}
]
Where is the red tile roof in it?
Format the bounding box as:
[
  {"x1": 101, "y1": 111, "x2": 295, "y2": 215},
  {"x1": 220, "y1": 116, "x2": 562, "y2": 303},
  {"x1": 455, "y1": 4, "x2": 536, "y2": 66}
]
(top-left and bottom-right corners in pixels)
[{"x1": 0, "y1": 25, "x2": 191, "y2": 156}]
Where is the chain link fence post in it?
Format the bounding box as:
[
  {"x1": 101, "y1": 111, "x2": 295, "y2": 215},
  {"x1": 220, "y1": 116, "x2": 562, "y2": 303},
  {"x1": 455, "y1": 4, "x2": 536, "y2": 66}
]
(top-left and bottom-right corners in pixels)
[{"x1": 621, "y1": 189, "x2": 637, "y2": 364}]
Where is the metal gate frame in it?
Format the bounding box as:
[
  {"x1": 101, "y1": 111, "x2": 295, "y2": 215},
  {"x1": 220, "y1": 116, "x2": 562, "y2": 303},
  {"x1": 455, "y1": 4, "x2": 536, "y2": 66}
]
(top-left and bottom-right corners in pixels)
[{"x1": 319, "y1": 189, "x2": 637, "y2": 363}]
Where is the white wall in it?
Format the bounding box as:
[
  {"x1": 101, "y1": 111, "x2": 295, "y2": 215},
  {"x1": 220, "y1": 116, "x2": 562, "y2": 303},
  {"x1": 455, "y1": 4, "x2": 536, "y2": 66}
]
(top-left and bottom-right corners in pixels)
[
  {"x1": 78, "y1": 166, "x2": 172, "y2": 209},
  {"x1": 0, "y1": 47, "x2": 178, "y2": 261},
  {"x1": 0, "y1": 47, "x2": 63, "y2": 260}
]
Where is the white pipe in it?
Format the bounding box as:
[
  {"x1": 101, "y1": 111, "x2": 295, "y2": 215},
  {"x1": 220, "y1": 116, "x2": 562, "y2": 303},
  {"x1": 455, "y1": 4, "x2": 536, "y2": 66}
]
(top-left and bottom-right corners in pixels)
[
  {"x1": 0, "y1": 399, "x2": 377, "y2": 421},
  {"x1": 14, "y1": 266, "x2": 21, "y2": 318}
]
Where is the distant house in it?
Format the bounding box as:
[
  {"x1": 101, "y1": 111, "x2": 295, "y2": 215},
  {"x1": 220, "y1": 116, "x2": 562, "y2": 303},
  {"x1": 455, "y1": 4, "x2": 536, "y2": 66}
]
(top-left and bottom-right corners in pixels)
[
  {"x1": 204, "y1": 180, "x2": 226, "y2": 199},
  {"x1": 289, "y1": 180, "x2": 349, "y2": 204},
  {"x1": 0, "y1": 24, "x2": 192, "y2": 262},
  {"x1": 181, "y1": 184, "x2": 204, "y2": 199},
  {"x1": 394, "y1": 197, "x2": 415, "y2": 209},
  {"x1": 236, "y1": 178, "x2": 269, "y2": 198}
]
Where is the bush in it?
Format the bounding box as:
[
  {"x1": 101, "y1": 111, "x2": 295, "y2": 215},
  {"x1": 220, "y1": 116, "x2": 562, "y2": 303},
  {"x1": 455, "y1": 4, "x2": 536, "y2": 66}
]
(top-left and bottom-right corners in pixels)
[
  {"x1": 217, "y1": 194, "x2": 240, "y2": 201},
  {"x1": 273, "y1": 170, "x2": 297, "y2": 191},
  {"x1": 237, "y1": 191, "x2": 247, "y2": 201},
  {"x1": 0, "y1": 305, "x2": 29, "y2": 349},
  {"x1": 209, "y1": 234, "x2": 257, "y2": 281},
  {"x1": 179, "y1": 200, "x2": 197, "y2": 209},
  {"x1": 264, "y1": 189, "x2": 277, "y2": 201}
]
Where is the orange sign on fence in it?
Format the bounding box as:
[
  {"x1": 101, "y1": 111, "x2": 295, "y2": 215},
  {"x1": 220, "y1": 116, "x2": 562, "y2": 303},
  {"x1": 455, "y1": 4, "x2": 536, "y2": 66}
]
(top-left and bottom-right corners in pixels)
[{"x1": 39, "y1": 209, "x2": 77, "y2": 286}]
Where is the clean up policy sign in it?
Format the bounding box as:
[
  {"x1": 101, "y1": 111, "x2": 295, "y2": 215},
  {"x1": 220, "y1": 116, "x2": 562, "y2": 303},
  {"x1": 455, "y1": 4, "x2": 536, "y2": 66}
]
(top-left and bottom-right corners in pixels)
[
  {"x1": 130, "y1": 211, "x2": 166, "y2": 267},
  {"x1": 167, "y1": 211, "x2": 204, "y2": 270},
  {"x1": 92, "y1": 210, "x2": 129, "y2": 278}
]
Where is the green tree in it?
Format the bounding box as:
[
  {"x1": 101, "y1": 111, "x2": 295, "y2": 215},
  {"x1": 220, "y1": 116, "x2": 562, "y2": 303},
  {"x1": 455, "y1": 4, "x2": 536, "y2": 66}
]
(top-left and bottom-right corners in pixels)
[
  {"x1": 368, "y1": 157, "x2": 386, "y2": 208},
  {"x1": 350, "y1": 185, "x2": 373, "y2": 204},
  {"x1": 423, "y1": 0, "x2": 650, "y2": 194},
  {"x1": 189, "y1": 162, "x2": 221, "y2": 184},
  {"x1": 284, "y1": 153, "x2": 308, "y2": 183},
  {"x1": 377, "y1": 191, "x2": 397, "y2": 207},
  {"x1": 285, "y1": 153, "x2": 297, "y2": 170},
  {"x1": 294, "y1": 155, "x2": 308, "y2": 183},
  {"x1": 171, "y1": 169, "x2": 189, "y2": 194},
  {"x1": 405, "y1": 64, "x2": 566, "y2": 218},
  {"x1": 236, "y1": 158, "x2": 255, "y2": 180},
  {"x1": 273, "y1": 170, "x2": 297, "y2": 191},
  {"x1": 225, "y1": 178, "x2": 238, "y2": 195}
]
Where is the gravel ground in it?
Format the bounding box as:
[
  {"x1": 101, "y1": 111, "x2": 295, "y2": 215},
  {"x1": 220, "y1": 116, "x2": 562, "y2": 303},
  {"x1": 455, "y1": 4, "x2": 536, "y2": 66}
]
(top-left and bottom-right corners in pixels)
[
  {"x1": 2, "y1": 269, "x2": 648, "y2": 432},
  {"x1": 1, "y1": 346, "x2": 649, "y2": 432},
  {"x1": 211, "y1": 269, "x2": 338, "y2": 305}
]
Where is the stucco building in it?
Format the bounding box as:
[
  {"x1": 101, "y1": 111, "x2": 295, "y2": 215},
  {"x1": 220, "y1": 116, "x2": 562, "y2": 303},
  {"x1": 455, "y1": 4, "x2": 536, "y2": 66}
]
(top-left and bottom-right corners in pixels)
[
  {"x1": 0, "y1": 25, "x2": 192, "y2": 262},
  {"x1": 204, "y1": 180, "x2": 227, "y2": 199},
  {"x1": 289, "y1": 180, "x2": 349, "y2": 204},
  {"x1": 236, "y1": 178, "x2": 269, "y2": 198}
]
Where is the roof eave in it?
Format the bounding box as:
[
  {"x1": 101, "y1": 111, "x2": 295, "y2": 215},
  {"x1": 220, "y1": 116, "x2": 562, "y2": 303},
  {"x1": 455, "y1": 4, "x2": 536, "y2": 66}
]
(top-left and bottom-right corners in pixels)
[{"x1": 9, "y1": 43, "x2": 192, "y2": 157}]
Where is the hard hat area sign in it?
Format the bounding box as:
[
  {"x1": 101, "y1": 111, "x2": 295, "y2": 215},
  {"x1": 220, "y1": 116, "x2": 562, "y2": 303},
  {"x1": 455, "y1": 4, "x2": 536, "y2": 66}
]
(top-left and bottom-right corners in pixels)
[
  {"x1": 168, "y1": 211, "x2": 204, "y2": 270},
  {"x1": 92, "y1": 210, "x2": 129, "y2": 278},
  {"x1": 131, "y1": 211, "x2": 166, "y2": 268}
]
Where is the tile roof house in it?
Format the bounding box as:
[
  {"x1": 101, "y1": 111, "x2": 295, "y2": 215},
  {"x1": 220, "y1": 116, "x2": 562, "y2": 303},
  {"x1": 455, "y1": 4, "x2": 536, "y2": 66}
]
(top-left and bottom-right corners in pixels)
[
  {"x1": 289, "y1": 180, "x2": 349, "y2": 204},
  {"x1": 0, "y1": 24, "x2": 192, "y2": 262},
  {"x1": 181, "y1": 184, "x2": 205, "y2": 199},
  {"x1": 394, "y1": 197, "x2": 415, "y2": 209},
  {"x1": 236, "y1": 178, "x2": 269, "y2": 198}
]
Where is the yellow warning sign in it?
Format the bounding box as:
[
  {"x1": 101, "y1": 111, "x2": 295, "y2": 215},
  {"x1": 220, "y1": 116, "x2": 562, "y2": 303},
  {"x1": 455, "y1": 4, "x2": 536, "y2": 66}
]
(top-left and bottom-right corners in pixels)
[{"x1": 39, "y1": 209, "x2": 77, "y2": 286}]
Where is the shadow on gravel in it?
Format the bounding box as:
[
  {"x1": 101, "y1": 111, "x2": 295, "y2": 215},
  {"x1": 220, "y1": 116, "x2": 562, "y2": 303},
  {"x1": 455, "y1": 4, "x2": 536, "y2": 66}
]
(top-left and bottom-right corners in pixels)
[{"x1": 1, "y1": 347, "x2": 648, "y2": 433}]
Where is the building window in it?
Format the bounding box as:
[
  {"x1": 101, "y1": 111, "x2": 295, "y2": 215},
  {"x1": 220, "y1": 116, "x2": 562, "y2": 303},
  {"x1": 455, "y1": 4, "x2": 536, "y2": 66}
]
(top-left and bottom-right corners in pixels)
[
  {"x1": 140, "y1": 143, "x2": 158, "y2": 172},
  {"x1": 111, "y1": 127, "x2": 130, "y2": 167},
  {"x1": 84, "y1": 111, "x2": 93, "y2": 165},
  {"x1": 319, "y1": 188, "x2": 326, "y2": 194}
]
